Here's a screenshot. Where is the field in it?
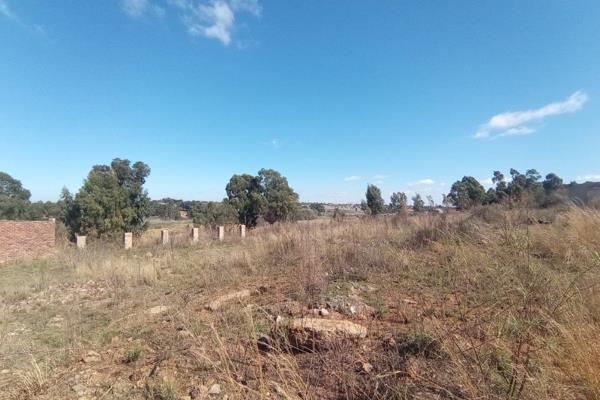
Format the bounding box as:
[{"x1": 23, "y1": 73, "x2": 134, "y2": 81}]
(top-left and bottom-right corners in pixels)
[{"x1": 1, "y1": 206, "x2": 600, "y2": 400}]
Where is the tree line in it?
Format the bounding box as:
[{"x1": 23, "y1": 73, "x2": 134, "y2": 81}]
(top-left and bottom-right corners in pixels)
[
  {"x1": 0, "y1": 159, "x2": 300, "y2": 239},
  {"x1": 361, "y1": 169, "x2": 569, "y2": 215}
]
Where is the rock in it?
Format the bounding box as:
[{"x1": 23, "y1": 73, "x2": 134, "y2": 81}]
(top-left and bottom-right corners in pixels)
[
  {"x1": 208, "y1": 383, "x2": 221, "y2": 395},
  {"x1": 0, "y1": 369, "x2": 9, "y2": 374},
  {"x1": 326, "y1": 295, "x2": 375, "y2": 319},
  {"x1": 275, "y1": 315, "x2": 284, "y2": 325},
  {"x1": 205, "y1": 289, "x2": 251, "y2": 311},
  {"x1": 71, "y1": 383, "x2": 86, "y2": 396},
  {"x1": 319, "y1": 308, "x2": 330, "y2": 317},
  {"x1": 402, "y1": 298, "x2": 417, "y2": 305},
  {"x1": 257, "y1": 335, "x2": 272, "y2": 352},
  {"x1": 82, "y1": 350, "x2": 101, "y2": 363},
  {"x1": 360, "y1": 362, "x2": 373, "y2": 374},
  {"x1": 288, "y1": 318, "x2": 367, "y2": 350},
  {"x1": 148, "y1": 305, "x2": 169, "y2": 315}
]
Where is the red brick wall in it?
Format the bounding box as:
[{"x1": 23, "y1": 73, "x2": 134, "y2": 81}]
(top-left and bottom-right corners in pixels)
[{"x1": 0, "y1": 220, "x2": 56, "y2": 264}]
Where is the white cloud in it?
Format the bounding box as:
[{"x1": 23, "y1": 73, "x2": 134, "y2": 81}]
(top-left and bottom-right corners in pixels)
[
  {"x1": 0, "y1": 0, "x2": 16, "y2": 20},
  {"x1": 412, "y1": 179, "x2": 435, "y2": 186},
  {"x1": 344, "y1": 176, "x2": 362, "y2": 182},
  {"x1": 475, "y1": 91, "x2": 589, "y2": 139},
  {"x1": 373, "y1": 174, "x2": 387, "y2": 181},
  {"x1": 167, "y1": 0, "x2": 261, "y2": 45},
  {"x1": 575, "y1": 174, "x2": 600, "y2": 183},
  {"x1": 121, "y1": 0, "x2": 165, "y2": 17}
]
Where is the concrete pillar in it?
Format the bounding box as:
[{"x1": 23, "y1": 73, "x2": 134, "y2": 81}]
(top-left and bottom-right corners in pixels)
[
  {"x1": 239, "y1": 224, "x2": 246, "y2": 238},
  {"x1": 160, "y1": 229, "x2": 169, "y2": 245},
  {"x1": 218, "y1": 226, "x2": 225, "y2": 241},
  {"x1": 76, "y1": 235, "x2": 86, "y2": 250},
  {"x1": 124, "y1": 232, "x2": 133, "y2": 250},
  {"x1": 191, "y1": 227, "x2": 199, "y2": 243}
]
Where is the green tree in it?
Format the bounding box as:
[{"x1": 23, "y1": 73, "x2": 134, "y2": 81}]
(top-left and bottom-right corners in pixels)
[
  {"x1": 389, "y1": 192, "x2": 407, "y2": 212},
  {"x1": 64, "y1": 159, "x2": 151, "y2": 238},
  {"x1": 448, "y1": 176, "x2": 486, "y2": 210},
  {"x1": 0, "y1": 172, "x2": 32, "y2": 220},
  {"x1": 365, "y1": 184, "x2": 385, "y2": 215},
  {"x1": 226, "y1": 174, "x2": 265, "y2": 227},
  {"x1": 258, "y1": 169, "x2": 299, "y2": 224},
  {"x1": 226, "y1": 169, "x2": 299, "y2": 226},
  {"x1": 543, "y1": 173, "x2": 563, "y2": 194},
  {"x1": 189, "y1": 201, "x2": 237, "y2": 225},
  {"x1": 412, "y1": 193, "x2": 425, "y2": 212}
]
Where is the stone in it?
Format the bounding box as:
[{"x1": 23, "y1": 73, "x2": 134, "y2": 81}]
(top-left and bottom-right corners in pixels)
[
  {"x1": 82, "y1": 350, "x2": 101, "y2": 363},
  {"x1": 205, "y1": 289, "x2": 251, "y2": 311},
  {"x1": 319, "y1": 308, "x2": 330, "y2": 317},
  {"x1": 239, "y1": 224, "x2": 246, "y2": 238},
  {"x1": 288, "y1": 318, "x2": 367, "y2": 350},
  {"x1": 257, "y1": 335, "x2": 272, "y2": 352},
  {"x1": 149, "y1": 305, "x2": 169, "y2": 315},
  {"x1": 0, "y1": 369, "x2": 9, "y2": 374},
  {"x1": 218, "y1": 226, "x2": 225, "y2": 241},
  {"x1": 361, "y1": 362, "x2": 373, "y2": 374},
  {"x1": 208, "y1": 383, "x2": 221, "y2": 395},
  {"x1": 161, "y1": 229, "x2": 169, "y2": 245},
  {"x1": 326, "y1": 295, "x2": 375, "y2": 319},
  {"x1": 191, "y1": 227, "x2": 199, "y2": 243}
]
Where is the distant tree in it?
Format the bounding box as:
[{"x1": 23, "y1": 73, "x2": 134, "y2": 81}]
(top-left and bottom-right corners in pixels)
[
  {"x1": 389, "y1": 192, "x2": 408, "y2": 212},
  {"x1": 189, "y1": 201, "x2": 237, "y2": 225},
  {"x1": 0, "y1": 172, "x2": 32, "y2": 220},
  {"x1": 226, "y1": 174, "x2": 265, "y2": 227},
  {"x1": 426, "y1": 195, "x2": 435, "y2": 208},
  {"x1": 448, "y1": 176, "x2": 486, "y2": 210},
  {"x1": 226, "y1": 169, "x2": 298, "y2": 226},
  {"x1": 59, "y1": 187, "x2": 80, "y2": 237},
  {"x1": 492, "y1": 171, "x2": 509, "y2": 202},
  {"x1": 412, "y1": 194, "x2": 425, "y2": 212},
  {"x1": 258, "y1": 169, "x2": 299, "y2": 224},
  {"x1": 63, "y1": 159, "x2": 151, "y2": 238},
  {"x1": 332, "y1": 207, "x2": 346, "y2": 222},
  {"x1": 309, "y1": 203, "x2": 326, "y2": 215},
  {"x1": 292, "y1": 206, "x2": 318, "y2": 221},
  {"x1": 543, "y1": 173, "x2": 563, "y2": 194},
  {"x1": 365, "y1": 184, "x2": 385, "y2": 215}
]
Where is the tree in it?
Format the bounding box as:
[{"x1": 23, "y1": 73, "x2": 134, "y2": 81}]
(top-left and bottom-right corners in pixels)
[
  {"x1": 389, "y1": 192, "x2": 407, "y2": 212},
  {"x1": 426, "y1": 195, "x2": 435, "y2": 208},
  {"x1": 59, "y1": 187, "x2": 80, "y2": 237},
  {"x1": 309, "y1": 203, "x2": 326, "y2": 215},
  {"x1": 0, "y1": 172, "x2": 32, "y2": 220},
  {"x1": 365, "y1": 184, "x2": 385, "y2": 215},
  {"x1": 412, "y1": 194, "x2": 425, "y2": 212},
  {"x1": 63, "y1": 159, "x2": 151, "y2": 238},
  {"x1": 543, "y1": 173, "x2": 563, "y2": 194},
  {"x1": 226, "y1": 174, "x2": 264, "y2": 227},
  {"x1": 492, "y1": 171, "x2": 508, "y2": 202},
  {"x1": 226, "y1": 169, "x2": 299, "y2": 227},
  {"x1": 448, "y1": 176, "x2": 486, "y2": 210},
  {"x1": 189, "y1": 201, "x2": 237, "y2": 225},
  {"x1": 258, "y1": 169, "x2": 299, "y2": 224}
]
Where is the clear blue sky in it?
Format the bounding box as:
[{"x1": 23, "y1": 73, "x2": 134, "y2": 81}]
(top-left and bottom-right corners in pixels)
[{"x1": 1, "y1": 0, "x2": 599, "y2": 203}]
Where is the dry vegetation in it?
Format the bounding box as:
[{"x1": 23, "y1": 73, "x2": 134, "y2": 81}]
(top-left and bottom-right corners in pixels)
[{"x1": 1, "y1": 206, "x2": 600, "y2": 399}]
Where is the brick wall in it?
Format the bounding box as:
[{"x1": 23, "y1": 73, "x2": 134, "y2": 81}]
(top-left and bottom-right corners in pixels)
[{"x1": 0, "y1": 220, "x2": 56, "y2": 264}]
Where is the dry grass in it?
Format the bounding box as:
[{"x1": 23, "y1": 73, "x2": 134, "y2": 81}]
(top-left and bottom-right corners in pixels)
[{"x1": 0, "y1": 206, "x2": 599, "y2": 399}]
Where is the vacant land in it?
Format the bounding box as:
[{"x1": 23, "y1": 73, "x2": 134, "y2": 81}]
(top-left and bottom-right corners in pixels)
[{"x1": 1, "y1": 206, "x2": 599, "y2": 400}]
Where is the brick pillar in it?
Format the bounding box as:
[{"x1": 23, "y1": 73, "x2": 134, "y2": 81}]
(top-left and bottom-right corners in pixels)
[
  {"x1": 218, "y1": 226, "x2": 225, "y2": 241},
  {"x1": 124, "y1": 232, "x2": 133, "y2": 250},
  {"x1": 76, "y1": 235, "x2": 86, "y2": 250},
  {"x1": 239, "y1": 224, "x2": 246, "y2": 238},
  {"x1": 161, "y1": 229, "x2": 169, "y2": 245},
  {"x1": 191, "y1": 227, "x2": 199, "y2": 243}
]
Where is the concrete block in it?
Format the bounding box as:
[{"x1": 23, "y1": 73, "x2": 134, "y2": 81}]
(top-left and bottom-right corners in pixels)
[
  {"x1": 240, "y1": 224, "x2": 246, "y2": 238},
  {"x1": 161, "y1": 229, "x2": 169, "y2": 245},
  {"x1": 76, "y1": 235, "x2": 86, "y2": 250},
  {"x1": 218, "y1": 226, "x2": 225, "y2": 241},
  {"x1": 191, "y1": 227, "x2": 199, "y2": 242},
  {"x1": 124, "y1": 232, "x2": 133, "y2": 250}
]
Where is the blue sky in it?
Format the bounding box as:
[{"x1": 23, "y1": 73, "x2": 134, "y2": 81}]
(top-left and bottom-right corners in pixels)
[{"x1": 1, "y1": 0, "x2": 599, "y2": 203}]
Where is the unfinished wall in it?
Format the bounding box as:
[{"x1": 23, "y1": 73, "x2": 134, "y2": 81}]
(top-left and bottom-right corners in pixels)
[{"x1": 0, "y1": 220, "x2": 56, "y2": 264}]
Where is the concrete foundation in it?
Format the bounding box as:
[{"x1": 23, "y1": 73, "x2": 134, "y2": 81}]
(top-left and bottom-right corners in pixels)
[
  {"x1": 218, "y1": 226, "x2": 225, "y2": 241},
  {"x1": 191, "y1": 227, "x2": 199, "y2": 242},
  {"x1": 240, "y1": 224, "x2": 246, "y2": 238}
]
